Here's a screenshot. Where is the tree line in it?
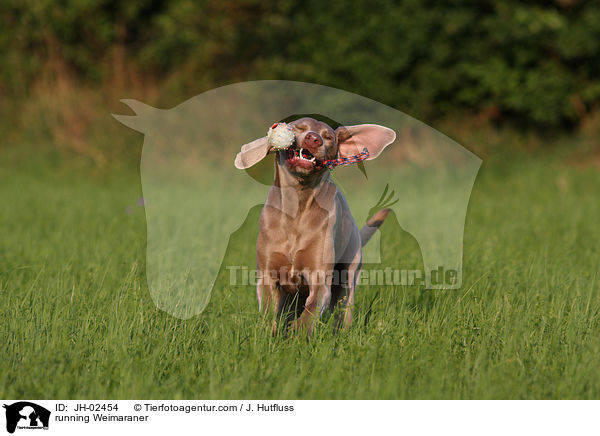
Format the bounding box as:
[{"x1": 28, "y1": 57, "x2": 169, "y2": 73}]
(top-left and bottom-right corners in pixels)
[{"x1": 1, "y1": 0, "x2": 598, "y2": 129}]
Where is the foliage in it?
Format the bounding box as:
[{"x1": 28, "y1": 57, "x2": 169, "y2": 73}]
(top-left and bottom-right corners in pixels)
[{"x1": 1, "y1": 0, "x2": 600, "y2": 128}]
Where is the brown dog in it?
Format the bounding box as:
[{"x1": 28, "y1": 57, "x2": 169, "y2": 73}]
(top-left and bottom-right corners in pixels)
[{"x1": 235, "y1": 117, "x2": 396, "y2": 333}]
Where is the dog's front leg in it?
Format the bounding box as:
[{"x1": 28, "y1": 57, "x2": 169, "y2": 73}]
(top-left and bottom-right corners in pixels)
[
  {"x1": 256, "y1": 272, "x2": 271, "y2": 313},
  {"x1": 257, "y1": 271, "x2": 284, "y2": 334},
  {"x1": 292, "y1": 271, "x2": 332, "y2": 335}
]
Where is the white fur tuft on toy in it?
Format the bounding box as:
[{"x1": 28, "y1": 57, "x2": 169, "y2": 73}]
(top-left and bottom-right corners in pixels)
[{"x1": 267, "y1": 122, "x2": 295, "y2": 150}]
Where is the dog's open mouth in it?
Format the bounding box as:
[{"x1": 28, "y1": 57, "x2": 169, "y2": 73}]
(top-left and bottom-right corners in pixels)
[
  {"x1": 294, "y1": 148, "x2": 316, "y2": 162},
  {"x1": 285, "y1": 147, "x2": 321, "y2": 169}
]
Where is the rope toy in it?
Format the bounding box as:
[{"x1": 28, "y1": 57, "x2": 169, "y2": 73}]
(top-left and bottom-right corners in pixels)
[{"x1": 317, "y1": 148, "x2": 370, "y2": 169}]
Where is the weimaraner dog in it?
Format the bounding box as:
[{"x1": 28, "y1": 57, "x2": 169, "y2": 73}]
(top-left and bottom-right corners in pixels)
[{"x1": 235, "y1": 117, "x2": 396, "y2": 333}]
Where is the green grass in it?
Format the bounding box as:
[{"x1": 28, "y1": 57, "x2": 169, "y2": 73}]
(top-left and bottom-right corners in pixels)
[{"x1": 1, "y1": 148, "x2": 599, "y2": 399}]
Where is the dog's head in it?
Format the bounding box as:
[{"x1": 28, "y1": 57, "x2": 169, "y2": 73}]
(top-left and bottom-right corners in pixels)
[{"x1": 234, "y1": 117, "x2": 396, "y2": 177}]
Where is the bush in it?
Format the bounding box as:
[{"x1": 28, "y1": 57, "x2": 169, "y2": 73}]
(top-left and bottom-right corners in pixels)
[{"x1": 1, "y1": 0, "x2": 599, "y2": 129}]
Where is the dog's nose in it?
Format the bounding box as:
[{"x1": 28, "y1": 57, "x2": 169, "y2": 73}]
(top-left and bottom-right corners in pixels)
[{"x1": 303, "y1": 132, "x2": 323, "y2": 150}]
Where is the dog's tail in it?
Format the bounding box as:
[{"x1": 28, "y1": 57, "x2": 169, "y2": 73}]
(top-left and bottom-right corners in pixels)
[{"x1": 359, "y1": 208, "x2": 390, "y2": 247}]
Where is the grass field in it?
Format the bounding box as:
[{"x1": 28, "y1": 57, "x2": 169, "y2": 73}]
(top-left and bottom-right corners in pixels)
[{"x1": 1, "y1": 146, "x2": 599, "y2": 399}]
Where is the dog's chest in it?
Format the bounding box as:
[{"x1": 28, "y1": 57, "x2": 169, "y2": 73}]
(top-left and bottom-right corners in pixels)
[{"x1": 257, "y1": 203, "x2": 334, "y2": 270}]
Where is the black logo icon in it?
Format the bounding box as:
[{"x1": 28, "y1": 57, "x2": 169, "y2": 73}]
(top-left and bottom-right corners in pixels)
[{"x1": 3, "y1": 402, "x2": 50, "y2": 434}]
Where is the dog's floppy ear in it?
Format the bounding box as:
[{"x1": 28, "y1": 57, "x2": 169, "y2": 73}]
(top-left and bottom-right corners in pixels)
[
  {"x1": 234, "y1": 136, "x2": 270, "y2": 169},
  {"x1": 335, "y1": 124, "x2": 396, "y2": 160}
]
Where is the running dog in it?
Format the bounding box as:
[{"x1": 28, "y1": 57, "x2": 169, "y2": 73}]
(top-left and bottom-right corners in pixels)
[{"x1": 235, "y1": 117, "x2": 395, "y2": 333}]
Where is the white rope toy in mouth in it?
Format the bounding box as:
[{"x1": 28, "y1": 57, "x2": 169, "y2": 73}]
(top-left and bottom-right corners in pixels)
[{"x1": 267, "y1": 122, "x2": 295, "y2": 150}]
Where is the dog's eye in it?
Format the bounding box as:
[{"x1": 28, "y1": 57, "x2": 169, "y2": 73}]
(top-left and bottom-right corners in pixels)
[
  {"x1": 322, "y1": 132, "x2": 333, "y2": 141},
  {"x1": 294, "y1": 124, "x2": 308, "y2": 132}
]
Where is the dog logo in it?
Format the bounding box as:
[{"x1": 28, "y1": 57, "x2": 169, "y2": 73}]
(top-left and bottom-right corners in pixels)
[{"x1": 3, "y1": 402, "x2": 50, "y2": 433}]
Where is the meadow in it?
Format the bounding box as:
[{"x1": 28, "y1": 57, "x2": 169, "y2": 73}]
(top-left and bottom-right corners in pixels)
[{"x1": 1, "y1": 142, "x2": 599, "y2": 399}]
